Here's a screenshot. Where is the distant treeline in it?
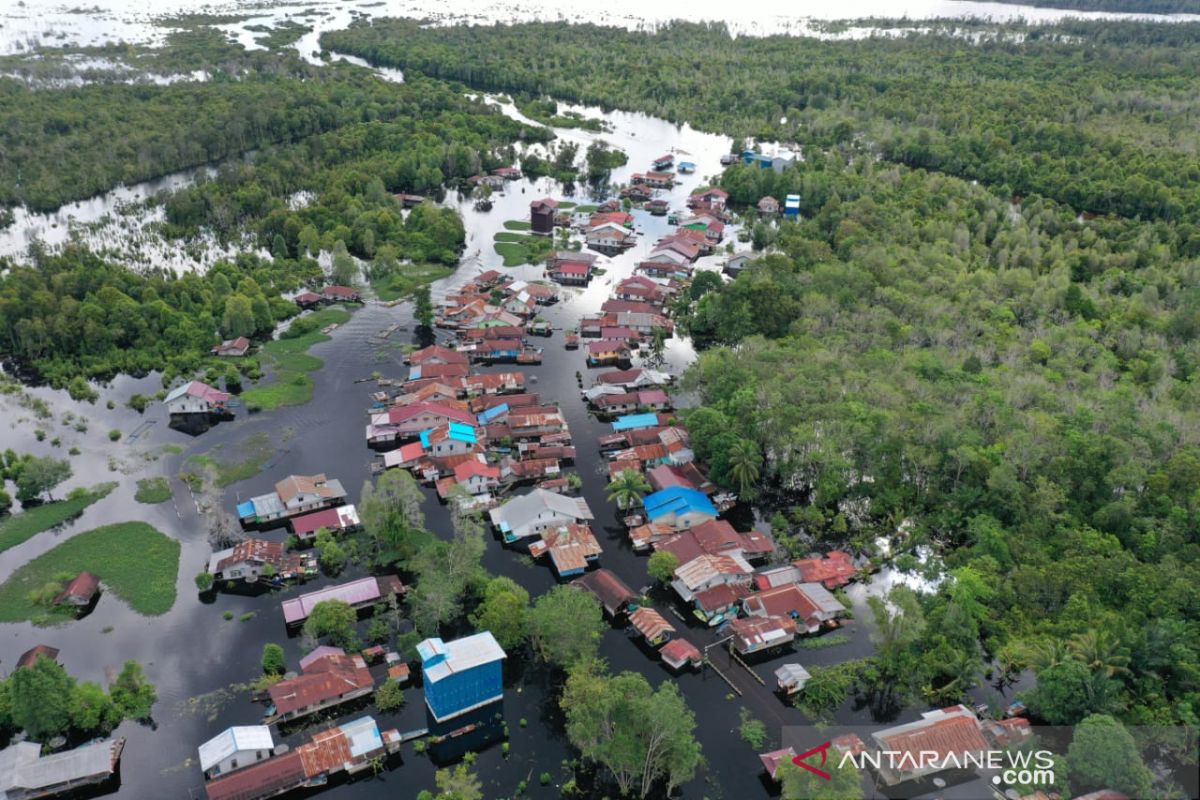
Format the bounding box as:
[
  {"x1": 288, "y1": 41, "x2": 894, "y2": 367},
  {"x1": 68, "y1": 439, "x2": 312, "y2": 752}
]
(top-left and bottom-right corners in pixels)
[
  {"x1": 323, "y1": 19, "x2": 1200, "y2": 226},
  {"x1": 971, "y1": 0, "x2": 1200, "y2": 12}
]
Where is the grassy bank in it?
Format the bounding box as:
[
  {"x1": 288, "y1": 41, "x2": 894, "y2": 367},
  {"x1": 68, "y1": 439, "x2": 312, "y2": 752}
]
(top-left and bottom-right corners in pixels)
[
  {"x1": 0, "y1": 522, "x2": 180, "y2": 623},
  {"x1": 242, "y1": 307, "x2": 350, "y2": 411},
  {"x1": 371, "y1": 263, "x2": 453, "y2": 302},
  {"x1": 134, "y1": 477, "x2": 172, "y2": 504},
  {"x1": 0, "y1": 482, "x2": 117, "y2": 554},
  {"x1": 493, "y1": 231, "x2": 552, "y2": 267},
  {"x1": 181, "y1": 432, "x2": 273, "y2": 488}
]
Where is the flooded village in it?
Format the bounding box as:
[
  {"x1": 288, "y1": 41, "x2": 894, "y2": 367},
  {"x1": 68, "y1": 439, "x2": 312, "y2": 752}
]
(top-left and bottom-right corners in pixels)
[
  {"x1": 7, "y1": 3, "x2": 1183, "y2": 799},
  {"x1": 0, "y1": 105, "x2": 1035, "y2": 800}
]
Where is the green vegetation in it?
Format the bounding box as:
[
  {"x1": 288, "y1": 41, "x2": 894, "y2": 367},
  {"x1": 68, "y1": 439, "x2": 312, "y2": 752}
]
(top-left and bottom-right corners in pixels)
[
  {"x1": 0, "y1": 482, "x2": 116, "y2": 554},
  {"x1": 530, "y1": 585, "x2": 605, "y2": 668},
  {"x1": 492, "y1": 232, "x2": 552, "y2": 267},
  {"x1": 371, "y1": 263, "x2": 453, "y2": 302},
  {"x1": 0, "y1": 249, "x2": 317, "y2": 388},
  {"x1": 325, "y1": 18, "x2": 1200, "y2": 227},
  {"x1": 182, "y1": 432, "x2": 274, "y2": 488},
  {"x1": 374, "y1": 678, "x2": 406, "y2": 711},
  {"x1": 647, "y1": 550, "x2": 679, "y2": 584},
  {"x1": 469, "y1": 576, "x2": 531, "y2": 651},
  {"x1": 261, "y1": 643, "x2": 286, "y2": 675},
  {"x1": 737, "y1": 707, "x2": 767, "y2": 750},
  {"x1": 0, "y1": 522, "x2": 179, "y2": 623},
  {"x1": 0, "y1": 656, "x2": 157, "y2": 743},
  {"x1": 303, "y1": 599, "x2": 359, "y2": 650},
  {"x1": 241, "y1": 308, "x2": 349, "y2": 411},
  {"x1": 134, "y1": 477, "x2": 172, "y2": 504},
  {"x1": 562, "y1": 660, "x2": 701, "y2": 797},
  {"x1": 1066, "y1": 714, "x2": 1155, "y2": 798},
  {"x1": 502, "y1": 219, "x2": 531, "y2": 231}
]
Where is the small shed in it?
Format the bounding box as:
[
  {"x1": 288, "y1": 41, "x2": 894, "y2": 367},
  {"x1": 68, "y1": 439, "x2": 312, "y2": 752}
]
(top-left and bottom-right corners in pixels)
[
  {"x1": 774, "y1": 663, "x2": 812, "y2": 695},
  {"x1": 629, "y1": 607, "x2": 676, "y2": 647},
  {"x1": 759, "y1": 747, "x2": 797, "y2": 781},
  {"x1": 53, "y1": 571, "x2": 100, "y2": 607},
  {"x1": 16, "y1": 645, "x2": 60, "y2": 669},
  {"x1": 659, "y1": 638, "x2": 702, "y2": 671}
]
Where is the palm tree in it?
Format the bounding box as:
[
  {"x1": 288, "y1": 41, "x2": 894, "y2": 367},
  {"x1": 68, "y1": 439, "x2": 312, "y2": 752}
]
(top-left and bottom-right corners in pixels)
[
  {"x1": 1021, "y1": 637, "x2": 1070, "y2": 673},
  {"x1": 727, "y1": 438, "x2": 762, "y2": 497},
  {"x1": 1069, "y1": 630, "x2": 1130, "y2": 677},
  {"x1": 606, "y1": 468, "x2": 650, "y2": 510}
]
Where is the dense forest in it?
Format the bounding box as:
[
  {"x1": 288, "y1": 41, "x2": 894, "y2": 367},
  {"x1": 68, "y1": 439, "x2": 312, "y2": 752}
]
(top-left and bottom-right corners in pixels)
[
  {"x1": 323, "y1": 18, "x2": 1200, "y2": 735},
  {"x1": 323, "y1": 19, "x2": 1200, "y2": 227}
]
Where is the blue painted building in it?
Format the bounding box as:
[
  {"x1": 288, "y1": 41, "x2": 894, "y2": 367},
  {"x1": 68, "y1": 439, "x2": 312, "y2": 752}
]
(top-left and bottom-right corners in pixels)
[
  {"x1": 644, "y1": 486, "x2": 718, "y2": 530},
  {"x1": 418, "y1": 632, "x2": 507, "y2": 722},
  {"x1": 784, "y1": 194, "x2": 801, "y2": 219},
  {"x1": 612, "y1": 412, "x2": 660, "y2": 432}
]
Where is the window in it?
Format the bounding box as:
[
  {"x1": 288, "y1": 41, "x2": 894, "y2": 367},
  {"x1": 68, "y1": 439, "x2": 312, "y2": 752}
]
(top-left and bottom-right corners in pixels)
[{"x1": 231, "y1": 759, "x2": 238, "y2": 769}]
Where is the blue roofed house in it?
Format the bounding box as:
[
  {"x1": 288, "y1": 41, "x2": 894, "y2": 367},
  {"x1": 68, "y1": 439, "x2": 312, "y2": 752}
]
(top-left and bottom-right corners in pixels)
[
  {"x1": 644, "y1": 486, "x2": 718, "y2": 530},
  {"x1": 476, "y1": 403, "x2": 509, "y2": 426},
  {"x1": 418, "y1": 632, "x2": 507, "y2": 722},
  {"x1": 419, "y1": 422, "x2": 479, "y2": 457},
  {"x1": 611, "y1": 412, "x2": 661, "y2": 432}
]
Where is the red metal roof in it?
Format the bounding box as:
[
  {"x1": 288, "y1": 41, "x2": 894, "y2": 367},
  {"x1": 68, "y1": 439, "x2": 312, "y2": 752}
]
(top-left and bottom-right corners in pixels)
[
  {"x1": 793, "y1": 551, "x2": 856, "y2": 588},
  {"x1": 53, "y1": 571, "x2": 100, "y2": 604},
  {"x1": 660, "y1": 638, "x2": 701, "y2": 668},
  {"x1": 16, "y1": 644, "x2": 59, "y2": 669},
  {"x1": 267, "y1": 654, "x2": 372, "y2": 716},
  {"x1": 204, "y1": 751, "x2": 306, "y2": 800}
]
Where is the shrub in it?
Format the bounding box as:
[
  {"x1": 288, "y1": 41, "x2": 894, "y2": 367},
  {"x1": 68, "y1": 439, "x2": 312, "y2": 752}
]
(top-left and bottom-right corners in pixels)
[
  {"x1": 375, "y1": 679, "x2": 406, "y2": 711},
  {"x1": 194, "y1": 572, "x2": 214, "y2": 592},
  {"x1": 261, "y1": 643, "x2": 286, "y2": 675},
  {"x1": 108, "y1": 429, "x2": 122, "y2": 441}
]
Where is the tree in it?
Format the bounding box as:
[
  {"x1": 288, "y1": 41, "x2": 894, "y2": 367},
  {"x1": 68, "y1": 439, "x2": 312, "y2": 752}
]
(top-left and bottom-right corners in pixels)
[
  {"x1": 738, "y1": 707, "x2": 767, "y2": 749},
  {"x1": 331, "y1": 240, "x2": 357, "y2": 285},
  {"x1": 303, "y1": 599, "x2": 359, "y2": 650},
  {"x1": 110, "y1": 660, "x2": 157, "y2": 721},
  {"x1": 727, "y1": 438, "x2": 763, "y2": 497},
  {"x1": 470, "y1": 576, "x2": 531, "y2": 651},
  {"x1": 69, "y1": 681, "x2": 119, "y2": 733},
  {"x1": 375, "y1": 679, "x2": 406, "y2": 711},
  {"x1": 261, "y1": 643, "x2": 286, "y2": 675},
  {"x1": 778, "y1": 757, "x2": 865, "y2": 800},
  {"x1": 1067, "y1": 714, "x2": 1154, "y2": 798},
  {"x1": 15, "y1": 456, "x2": 72, "y2": 502},
  {"x1": 530, "y1": 585, "x2": 605, "y2": 668},
  {"x1": 359, "y1": 471, "x2": 427, "y2": 566},
  {"x1": 414, "y1": 285, "x2": 434, "y2": 329},
  {"x1": 10, "y1": 655, "x2": 74, "y2": 739},
  {"x1": 645, "y1": 327, "x2": 668, "y2": 368},
  {"x1": 435, "y1": 763, "x2": 483, "y2": 800},
  {"x1": 1023, "y1": 659, "x2": 1121, "y2": 725},
  {"x1": 562, "y1": 663, "x2": 701, "y2": 797},
  {"x1": 647, "y1": 550, "x2": 680, "y2": 583},
  {"x1": 1068, "y1": 630, "x2": 1130, "y2": 677},
  {"x1": 314, "y1": 528, "x2": 347, "y2": 575},
  {"x1": 220, "y1": 294, "x2": 256, "y2": 339},
  {"x1": 606, "y1": 468, "x2": 651, "y2": 510}
]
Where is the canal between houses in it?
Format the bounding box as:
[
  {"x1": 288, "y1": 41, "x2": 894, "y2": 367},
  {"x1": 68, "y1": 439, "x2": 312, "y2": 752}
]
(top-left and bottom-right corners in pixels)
[{"x1": 0, "y1": 77, "x2": 1032, "y2": 800}]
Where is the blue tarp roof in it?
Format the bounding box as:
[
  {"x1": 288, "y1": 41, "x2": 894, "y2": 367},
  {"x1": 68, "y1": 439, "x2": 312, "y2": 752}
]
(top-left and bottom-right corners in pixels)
[
  {"x1": 612, "y1": 412, "x2": 659, "y2": 432},
  {"x1": 644, "y1": 486, "x2": 717, "y2": 522},
  {"x1": 477, "y1": 404, "x2": 508, "y2": 425},
  {"x1": 237, "y1": 500, "x2": 256, "y2": 518},
  {"x1": 420, "y1": 422, "x2": 477, "y2": 449}
]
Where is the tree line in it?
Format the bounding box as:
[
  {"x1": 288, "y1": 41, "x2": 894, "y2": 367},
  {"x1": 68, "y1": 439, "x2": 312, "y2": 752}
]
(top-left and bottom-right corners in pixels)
[{"x1": 322, "y1": 18, "x2": 1200, "y2": 226}]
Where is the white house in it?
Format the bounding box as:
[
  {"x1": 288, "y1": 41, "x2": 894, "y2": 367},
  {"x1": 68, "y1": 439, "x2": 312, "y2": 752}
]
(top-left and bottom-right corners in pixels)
[
  {"x1": 489, "y1": 488, "x2": 594, "y2": 543},
  {"x1": 198, "y1": 726, "x2": 275, "y2": 780},
  {"x1": 586, "y1": 223, "x2": 634, "y2": 252},
  {"x1": 724, "y1": 253, "x2": 753, "y2": 277},
  {"x1": 670, "y1": 553, "x2": 753, "y2": 603},
  {"x1": 164, "y1": 381, "x2": 230, "y2": 415}
]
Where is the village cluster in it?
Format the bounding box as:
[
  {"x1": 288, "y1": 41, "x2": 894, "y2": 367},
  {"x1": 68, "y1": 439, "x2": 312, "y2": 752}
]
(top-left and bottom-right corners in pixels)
[{"x1": 6, "y1": 146, "x2": 1038, "y2": 800}]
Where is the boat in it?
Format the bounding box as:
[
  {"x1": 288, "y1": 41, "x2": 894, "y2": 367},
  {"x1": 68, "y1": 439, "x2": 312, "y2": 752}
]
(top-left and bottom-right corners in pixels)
[{"x1": 564, "y1": 330, "x2": 579, "y2": 349}]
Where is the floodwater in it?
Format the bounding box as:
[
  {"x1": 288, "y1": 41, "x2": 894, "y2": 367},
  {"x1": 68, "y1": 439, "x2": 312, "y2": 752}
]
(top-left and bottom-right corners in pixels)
[{"x1": 2, "y1": 0, "x2": 1198, "y2": 62}]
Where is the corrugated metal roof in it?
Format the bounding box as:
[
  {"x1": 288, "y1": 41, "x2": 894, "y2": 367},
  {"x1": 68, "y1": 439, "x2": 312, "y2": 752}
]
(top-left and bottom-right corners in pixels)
[
  {"x1": 198, "y1": 726, "x2": 275, "y2": 772},
  {"x1": 420, "y1": 632, "x2": 506, "y2": 684},
  {"x1": 2, "y1": 739, "x2": 118, "y2": 796},
  {"x1": 282, "y1": 576, "x2": 393, "y2": 625}
]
